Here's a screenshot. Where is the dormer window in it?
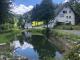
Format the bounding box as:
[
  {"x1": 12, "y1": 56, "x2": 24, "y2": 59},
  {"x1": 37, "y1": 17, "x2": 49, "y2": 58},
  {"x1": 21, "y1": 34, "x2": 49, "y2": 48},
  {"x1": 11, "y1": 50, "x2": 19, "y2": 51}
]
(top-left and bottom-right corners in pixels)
[
  {"x1": 63, "y1": 11, "x2": 67, "y2": 14},
  {"x1": 66, "y1": 16, "x2": 68, "y2": 19},
  {"x1": 69, "y1": 16, "x2": 71, "y2": 18}
]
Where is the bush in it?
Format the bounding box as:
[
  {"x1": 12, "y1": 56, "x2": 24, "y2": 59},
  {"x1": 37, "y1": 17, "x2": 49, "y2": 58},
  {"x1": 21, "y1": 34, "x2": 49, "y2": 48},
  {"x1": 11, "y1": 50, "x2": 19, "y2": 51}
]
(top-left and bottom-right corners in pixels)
[
  {"x1": 0, "y1": 23, "x2": 14, "y2": 33},
  {"x1": 65, "y1": 45, "x2": 80, "y2": 60}
]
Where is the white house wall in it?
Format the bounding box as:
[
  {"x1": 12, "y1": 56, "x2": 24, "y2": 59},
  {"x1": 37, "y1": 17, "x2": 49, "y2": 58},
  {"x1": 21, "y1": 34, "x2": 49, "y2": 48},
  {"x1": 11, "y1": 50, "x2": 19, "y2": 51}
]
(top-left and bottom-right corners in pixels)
[{"x1": 56, "y1": 7, "x2": 75, "y2": 25}]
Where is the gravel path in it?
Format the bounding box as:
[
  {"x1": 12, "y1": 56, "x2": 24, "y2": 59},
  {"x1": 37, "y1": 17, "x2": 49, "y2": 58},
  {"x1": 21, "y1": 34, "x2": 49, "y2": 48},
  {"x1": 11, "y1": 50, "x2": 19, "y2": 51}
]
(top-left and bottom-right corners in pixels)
[{"x1": 60, "y1": 30, "x2": 80, "y2": 36}]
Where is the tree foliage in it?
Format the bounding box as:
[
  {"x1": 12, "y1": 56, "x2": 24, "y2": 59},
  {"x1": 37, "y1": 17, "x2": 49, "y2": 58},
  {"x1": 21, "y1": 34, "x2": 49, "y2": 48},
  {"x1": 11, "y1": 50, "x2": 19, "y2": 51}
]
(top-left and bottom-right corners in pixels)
[
  {"x1": 24, "y1": 11, "x2": 32, "y2": 23},
  {"x1": 31, "y1": 0, "x2": 55, "y2": 25},
  {"x1": 68, "y1": 0, "x2": 80, "y2": 24},
  {"x1": 31, "y1": 4, "x2": 40, "y2": 21},
  {"x1": 38, "y1": 0, "x2": 55, "y2": 24},
  {"x1": 69, "y1": 0, "x2": 80, "y2": 17},
  {"x1": 0, "y1": 0, "x2": 11, "y2": 24}
]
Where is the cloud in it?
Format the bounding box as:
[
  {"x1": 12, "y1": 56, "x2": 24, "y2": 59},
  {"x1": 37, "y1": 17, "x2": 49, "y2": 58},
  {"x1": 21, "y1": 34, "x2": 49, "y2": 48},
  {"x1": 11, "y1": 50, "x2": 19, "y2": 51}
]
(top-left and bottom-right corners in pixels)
[
  {"x1": 63, "y1": 0, "x2": 69, "y2": 3},
  {"x1": 11, "y1": 4, "x2": 34, "y2": 15}
]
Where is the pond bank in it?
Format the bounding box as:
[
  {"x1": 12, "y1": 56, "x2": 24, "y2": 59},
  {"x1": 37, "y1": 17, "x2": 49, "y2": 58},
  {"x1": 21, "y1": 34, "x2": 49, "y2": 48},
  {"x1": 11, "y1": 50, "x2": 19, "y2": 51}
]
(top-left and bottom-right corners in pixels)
[
  {"x1": 48, "y1": 29, "x2": 77, "y2": 55},
  {"x1": 49, "y1": 36, "x2": 73, "y2": 53}
]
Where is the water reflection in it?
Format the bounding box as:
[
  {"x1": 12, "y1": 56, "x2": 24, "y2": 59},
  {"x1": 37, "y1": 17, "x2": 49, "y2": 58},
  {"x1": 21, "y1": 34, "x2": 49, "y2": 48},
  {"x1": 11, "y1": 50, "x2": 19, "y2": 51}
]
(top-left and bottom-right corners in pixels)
[
  {"x1": 55, "y1": 51, "x2": 64, "y2": 60},
  {"x1": 12, "y1": 31, "x2": 59, "y2": 60},
  {"x1": 31, "y1": 35, "x2": 56, "y2": 59},
  {"x1": 13, "y1": 40, "x2": 39, "y2": 60}
]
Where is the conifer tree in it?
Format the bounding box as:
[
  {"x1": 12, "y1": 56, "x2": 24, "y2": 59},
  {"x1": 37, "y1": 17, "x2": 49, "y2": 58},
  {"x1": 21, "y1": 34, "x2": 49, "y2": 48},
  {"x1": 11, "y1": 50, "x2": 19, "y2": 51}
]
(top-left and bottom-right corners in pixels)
[{"x1": 0, "y1": 0, "x2": 11, "y2": 25}]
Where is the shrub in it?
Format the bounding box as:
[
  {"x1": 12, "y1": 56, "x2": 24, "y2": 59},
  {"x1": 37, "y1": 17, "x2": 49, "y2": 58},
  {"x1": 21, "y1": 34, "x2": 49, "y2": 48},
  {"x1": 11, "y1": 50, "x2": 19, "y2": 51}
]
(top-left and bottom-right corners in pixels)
[{"x1": 65, "y1": 45, "x2": 80, "y2": 60}]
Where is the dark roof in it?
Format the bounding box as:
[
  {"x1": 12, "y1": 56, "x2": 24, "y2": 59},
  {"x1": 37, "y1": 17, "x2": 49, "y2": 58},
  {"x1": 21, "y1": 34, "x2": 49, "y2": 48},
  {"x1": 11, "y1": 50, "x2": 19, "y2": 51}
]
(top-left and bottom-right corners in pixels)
[{"x1": 55, "y1": 2, "x2": 76, "y2": 16}]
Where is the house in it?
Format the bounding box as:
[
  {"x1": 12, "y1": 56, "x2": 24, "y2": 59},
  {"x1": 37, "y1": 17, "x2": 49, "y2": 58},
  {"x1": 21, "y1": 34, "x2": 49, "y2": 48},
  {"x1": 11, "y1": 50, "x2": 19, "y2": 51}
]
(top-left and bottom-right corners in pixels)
[
  {"x1": 24, "y1": 22, "x2": 32, "y2": 29},
  {"x1": 49, "y1": 3, "x2": 76, "y2": 28},
  {"x1": 32, "y1": 21, "x2": 44, "y2": 27},
  {"x1": 54, "y1": 3, "x2": 75, "y2": 25}
]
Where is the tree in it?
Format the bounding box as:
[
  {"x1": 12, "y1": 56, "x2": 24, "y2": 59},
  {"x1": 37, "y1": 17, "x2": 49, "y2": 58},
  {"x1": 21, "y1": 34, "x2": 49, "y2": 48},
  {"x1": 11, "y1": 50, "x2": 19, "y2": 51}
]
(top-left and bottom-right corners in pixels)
[
  {"x1": 39, "y1": 0, "x2": 55, "y2": 38},
  {"x1": 24, "y1": 11, "x2": 32, "y2": 23},
  {"x1": 17, "y1": 15, "x2": 25, "y2": 29},
  {"x1": 31, "y1": 4, "x2": 40, "y2": 26},
  {"x1": 31, "y1": 0, "x2": 55, "y2": 38},
  {"x1": 73, "y1": 3, "x2": 80, "y2": 17},
  {"x1": 39, "y1": 0, "x2": 55, "y2": 26},
  {"x1": 69, "y1": 0, "x2": 80, "y2": 16},
  {"x1": 68, "y1": 0, "x2": 80, "y2": 24},
  {"x1": 31, "y1": 0, "x2": 55, "y2": 26},
  {"x1": 69, "y1": 0, "x2": 76, "y2": 4},
  {"x1": 31, "y1": 4, "x2": 40, "y2": 21},
  {"x1": 0, "y1": 0, "x2": 11, "y2": 24}
]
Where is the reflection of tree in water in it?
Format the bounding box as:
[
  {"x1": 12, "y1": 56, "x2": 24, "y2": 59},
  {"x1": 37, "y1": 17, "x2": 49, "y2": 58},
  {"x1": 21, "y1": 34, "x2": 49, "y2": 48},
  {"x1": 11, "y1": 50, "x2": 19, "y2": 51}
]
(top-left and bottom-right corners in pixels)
[
  {"x1": 16, "y1": 32, "x2": 57, "y2": 59},
  {"x1": 16, "y1": 32, "x2": 31, "y2": 44},
  {"x1": 31, "y1": 35, "x2": 57, "y2": 59}
]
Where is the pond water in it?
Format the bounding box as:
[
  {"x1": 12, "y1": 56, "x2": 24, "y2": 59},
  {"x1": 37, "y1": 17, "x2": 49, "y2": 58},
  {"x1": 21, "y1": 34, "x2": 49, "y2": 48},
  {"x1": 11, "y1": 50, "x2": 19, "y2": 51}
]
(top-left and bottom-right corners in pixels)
[
  {"x1": 12, "y1": 32, "x2": 63, "y2": 60},
  {"x1": 55, "y1": 51, "x2": 64, "y2": 60},
  {"x1": 13, "y1": 41, "x2": 39, "y2": 60}
]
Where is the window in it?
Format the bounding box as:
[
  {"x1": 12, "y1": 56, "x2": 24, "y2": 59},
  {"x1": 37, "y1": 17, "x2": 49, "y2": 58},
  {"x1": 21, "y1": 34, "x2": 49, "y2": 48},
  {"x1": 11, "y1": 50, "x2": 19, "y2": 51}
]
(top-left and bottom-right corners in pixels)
[
  {"x1": 66, "y1": 16, "x2": 71, "y2": 19},
  {"x1": 69, "y1": 11, "x2": 71, "y2": 13},
  {"x1": 66, "y1": 20, "x2": 68, "y2": 22},
  {"x1": 60, "y1": 14, "x2": 64, "y2": 17},
  {"x1": 63, "y1": 11, "x2": 67, "y2": 13},
  {"x1": 66, "y1": 16, "x2": 68, "y2": 19},
  {"x1": 69, "y1": 16, "x2": 71, "y2": 18}
]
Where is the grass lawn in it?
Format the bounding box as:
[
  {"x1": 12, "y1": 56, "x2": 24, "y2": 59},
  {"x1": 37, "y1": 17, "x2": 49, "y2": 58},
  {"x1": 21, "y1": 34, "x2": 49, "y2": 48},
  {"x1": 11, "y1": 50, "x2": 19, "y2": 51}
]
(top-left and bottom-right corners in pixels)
[
  {"x1": 0, "y1": 28, "x2": 44, "y2": 43},
  {"x1": 0, "y1": 29, "x2": 22, "y2": 43},
  {"x1": 54, "y1": 24, "x2": 80, "y2": 30},
  {"x1": 52, "y1": 29, "x2": 80, "y2": 42}
]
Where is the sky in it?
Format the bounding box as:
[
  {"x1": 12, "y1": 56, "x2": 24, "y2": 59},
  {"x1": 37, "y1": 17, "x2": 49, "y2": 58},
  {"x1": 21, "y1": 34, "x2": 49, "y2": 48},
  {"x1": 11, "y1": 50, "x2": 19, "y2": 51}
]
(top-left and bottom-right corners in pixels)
[
  {"x1": 11, "y1": 0, "x2": 68, "y2": 15},
  {"x1": 14, "y1": 0, "x2": 64, "y2": 6}
]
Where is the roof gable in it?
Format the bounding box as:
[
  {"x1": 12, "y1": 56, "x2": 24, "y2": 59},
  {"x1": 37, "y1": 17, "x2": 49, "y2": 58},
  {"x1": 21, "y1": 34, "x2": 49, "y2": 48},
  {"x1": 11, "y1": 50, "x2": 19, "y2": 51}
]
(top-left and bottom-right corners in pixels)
[{"x1": 55, "y1": 3, "x2": 75, "y2": 16}]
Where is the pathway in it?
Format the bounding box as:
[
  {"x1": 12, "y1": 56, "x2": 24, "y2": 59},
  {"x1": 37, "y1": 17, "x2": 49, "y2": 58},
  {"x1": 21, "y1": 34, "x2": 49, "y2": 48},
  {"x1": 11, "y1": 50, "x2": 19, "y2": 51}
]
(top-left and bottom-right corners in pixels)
[{"x1": 60, "y1": 30, "x2": 80, "y2": 36}]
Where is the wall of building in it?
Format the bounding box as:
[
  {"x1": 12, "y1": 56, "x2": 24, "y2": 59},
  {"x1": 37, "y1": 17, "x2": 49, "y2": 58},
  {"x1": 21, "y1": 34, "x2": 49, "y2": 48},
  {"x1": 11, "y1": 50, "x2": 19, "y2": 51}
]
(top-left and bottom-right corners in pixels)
[{"x1": 56, "y1": 7, "x2": 75, "y2": 25}]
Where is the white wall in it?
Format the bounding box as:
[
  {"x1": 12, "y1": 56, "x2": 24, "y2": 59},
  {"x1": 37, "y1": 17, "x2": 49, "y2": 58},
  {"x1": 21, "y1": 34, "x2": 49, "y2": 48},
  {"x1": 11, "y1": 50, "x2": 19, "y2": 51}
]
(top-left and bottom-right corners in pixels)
[
  {"x1": 24, "y1": 22, "x2": 32, "y2": 29},
  {"x1": 56, "y1": 7, "x2": 75, "y2": 25}
]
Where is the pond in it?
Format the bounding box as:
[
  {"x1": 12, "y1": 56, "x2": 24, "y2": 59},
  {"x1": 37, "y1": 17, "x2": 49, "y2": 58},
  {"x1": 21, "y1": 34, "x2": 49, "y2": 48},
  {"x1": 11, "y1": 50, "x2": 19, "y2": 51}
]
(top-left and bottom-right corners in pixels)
[
  {"x1": 12, "y1": 31, "x2": 63, "y2": 60},
  {"x1": 13, "y1": 40, "x2": 39, "y2": 60}
]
